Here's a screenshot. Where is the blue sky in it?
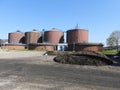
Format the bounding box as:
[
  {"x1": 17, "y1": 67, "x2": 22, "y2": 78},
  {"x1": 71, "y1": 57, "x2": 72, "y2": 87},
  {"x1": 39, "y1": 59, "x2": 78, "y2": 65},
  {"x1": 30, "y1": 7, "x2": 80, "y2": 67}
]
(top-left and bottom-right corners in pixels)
[{"x1": 0, "y1": 0, "x2": 120, "y2": 46}]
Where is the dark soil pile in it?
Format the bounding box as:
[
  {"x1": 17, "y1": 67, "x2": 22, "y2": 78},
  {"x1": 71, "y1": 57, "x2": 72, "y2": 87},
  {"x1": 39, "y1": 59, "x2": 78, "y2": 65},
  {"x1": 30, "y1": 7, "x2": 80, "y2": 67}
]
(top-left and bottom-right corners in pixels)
[
  {"x1": 45, "y1": 51, "x2": 72, "y2": 55},
  {"x1": 53, "y1": 51, "x2": 113, "y2": 66}
]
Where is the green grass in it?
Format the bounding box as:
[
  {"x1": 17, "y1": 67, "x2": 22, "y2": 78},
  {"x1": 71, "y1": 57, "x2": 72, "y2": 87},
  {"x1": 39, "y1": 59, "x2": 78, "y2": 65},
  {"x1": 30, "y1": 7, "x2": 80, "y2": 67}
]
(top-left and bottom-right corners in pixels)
[{"x1": 102, "y1": 50, "x2": 118, "y2": 55}]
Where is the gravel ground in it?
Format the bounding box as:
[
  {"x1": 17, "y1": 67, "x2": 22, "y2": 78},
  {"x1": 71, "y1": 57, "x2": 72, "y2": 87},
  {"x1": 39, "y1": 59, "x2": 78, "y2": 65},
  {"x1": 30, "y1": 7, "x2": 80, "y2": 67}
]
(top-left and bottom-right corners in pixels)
[
  {"x1": 0, "y1": 50, "x2": 44, "y2": 59},
  {"x1": 0, "y1": 50, "x2": 120, "y2": 90}
]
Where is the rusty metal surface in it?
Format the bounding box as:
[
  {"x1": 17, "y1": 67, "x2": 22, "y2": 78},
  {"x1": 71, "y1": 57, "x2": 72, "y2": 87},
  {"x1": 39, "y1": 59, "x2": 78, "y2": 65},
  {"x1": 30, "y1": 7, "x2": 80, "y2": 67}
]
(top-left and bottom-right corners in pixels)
[
  {"x1": 25, "y1": 30, "x2": 41, "y2": 44},
  {"x1": 44, "y1": 29, "x2": 64, "y2": 44},
  {"x1": 67, "y1": 29, "x2": 88, "y2": 43},
  {"x1": 8, "y1": 31, "x2": 25, "y2": 44}
]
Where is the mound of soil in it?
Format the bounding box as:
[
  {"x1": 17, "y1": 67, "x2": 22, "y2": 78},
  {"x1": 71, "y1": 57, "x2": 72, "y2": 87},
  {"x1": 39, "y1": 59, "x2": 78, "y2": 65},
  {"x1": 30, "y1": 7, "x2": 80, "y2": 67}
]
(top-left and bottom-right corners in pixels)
[
  {"x1": 44, "y1": 51, "x2": 72, "y2": 55},
  {"x1": 53, "y1": 51, "x2": 113, "y2": 66}
]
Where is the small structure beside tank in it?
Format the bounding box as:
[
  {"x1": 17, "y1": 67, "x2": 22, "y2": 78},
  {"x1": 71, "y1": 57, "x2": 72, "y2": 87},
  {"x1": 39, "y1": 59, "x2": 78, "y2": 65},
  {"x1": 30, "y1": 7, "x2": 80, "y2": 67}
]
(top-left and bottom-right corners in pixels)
[
  {"x1": 2, "y1": 44, "x2": 25, "y2": 50},
  {"x1": 28, "y1": 43, "x2": 57, "y2": 51},
  {"x1": 67, "y1": 43, "x2": 103, "y2": 52}
]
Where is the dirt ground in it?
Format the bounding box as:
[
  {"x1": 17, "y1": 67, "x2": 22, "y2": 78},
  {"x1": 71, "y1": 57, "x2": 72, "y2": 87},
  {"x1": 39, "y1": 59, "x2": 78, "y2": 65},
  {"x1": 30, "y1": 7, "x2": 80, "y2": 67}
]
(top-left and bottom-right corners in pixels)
[{"x1": 0, "y1": 50, "x2": 120, "y2": 90}]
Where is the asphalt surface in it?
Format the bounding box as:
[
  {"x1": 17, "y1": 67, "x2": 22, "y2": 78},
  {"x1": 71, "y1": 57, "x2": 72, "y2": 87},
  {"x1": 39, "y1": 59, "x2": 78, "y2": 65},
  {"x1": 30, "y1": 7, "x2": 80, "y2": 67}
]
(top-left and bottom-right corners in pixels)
[{"x1": 0, "y1": 56, "x2": 120, "y2": 90}]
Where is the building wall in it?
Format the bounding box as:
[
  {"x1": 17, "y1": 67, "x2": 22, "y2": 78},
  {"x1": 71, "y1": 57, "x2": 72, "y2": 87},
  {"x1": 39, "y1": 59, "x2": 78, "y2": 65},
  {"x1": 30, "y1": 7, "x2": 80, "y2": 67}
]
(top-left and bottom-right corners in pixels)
[
  {"x1": 29, "y1": 45, "x2": 57, "y2": 51},
  {"x1": 67, "y1": 45, "x2": 103, "y2": 52},
  {"x1": 2, "y1": 45, "x2": 25, "y2": 50}
]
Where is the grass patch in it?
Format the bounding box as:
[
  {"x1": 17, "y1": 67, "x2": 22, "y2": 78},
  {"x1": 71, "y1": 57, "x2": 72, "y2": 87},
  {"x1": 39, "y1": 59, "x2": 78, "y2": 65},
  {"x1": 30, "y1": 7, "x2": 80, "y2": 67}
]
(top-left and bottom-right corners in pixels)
[{"x1": 102, "y1": 50, "x2": 118, "y2": 55}]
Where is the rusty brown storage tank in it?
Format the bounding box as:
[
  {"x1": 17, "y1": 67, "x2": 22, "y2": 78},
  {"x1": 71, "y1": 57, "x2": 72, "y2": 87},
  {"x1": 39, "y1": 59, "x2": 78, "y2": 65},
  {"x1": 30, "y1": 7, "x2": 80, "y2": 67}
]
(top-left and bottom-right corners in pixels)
[
  {"x1": 44, "y1": 28, "x2": 64, "y2": 44},
  {"x1": 25, "y1": 29, "x2": 42, "y2": 44},
  {"x1": 67, "y1": 29, "x2": 88, "y2": 43},
  {"x1": 8, "y1": 30, "x2": 25, "y2": 44}
]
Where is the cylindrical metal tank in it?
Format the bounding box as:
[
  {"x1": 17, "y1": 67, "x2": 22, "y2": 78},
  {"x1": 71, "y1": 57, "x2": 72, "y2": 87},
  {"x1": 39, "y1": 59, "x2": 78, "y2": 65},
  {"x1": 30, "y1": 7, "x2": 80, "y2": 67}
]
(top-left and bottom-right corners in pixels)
[
  {"x1": 67, "y1": 29, "x2": 88, "y2": 43},
  {"x1": 44, "y1": 28, "x2": 64, "y2": 44},
  {"x1": 25, "y1": 29, "x2": 42, "y2": 44},
  {"x1": 8, "y1": 30, "x2": 25, "y2": 44}
]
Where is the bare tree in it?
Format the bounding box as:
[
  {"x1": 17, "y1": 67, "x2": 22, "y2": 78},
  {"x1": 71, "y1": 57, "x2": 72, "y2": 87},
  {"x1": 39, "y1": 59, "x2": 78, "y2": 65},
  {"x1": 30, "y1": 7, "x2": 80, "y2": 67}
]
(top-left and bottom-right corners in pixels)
[{"x1": 106, "y1": 30, "x2": 120, "y2": 51}]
